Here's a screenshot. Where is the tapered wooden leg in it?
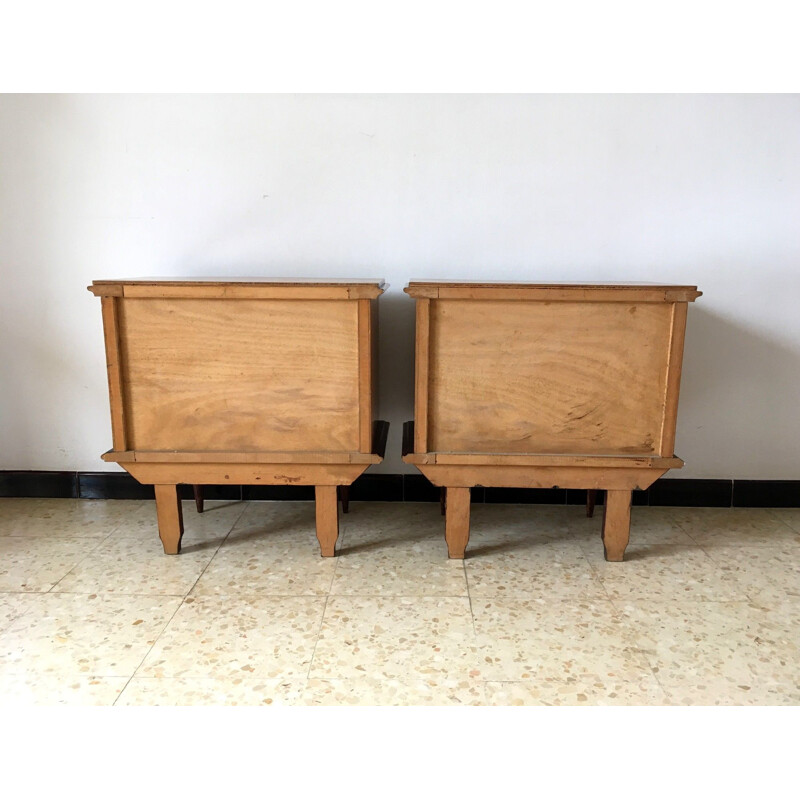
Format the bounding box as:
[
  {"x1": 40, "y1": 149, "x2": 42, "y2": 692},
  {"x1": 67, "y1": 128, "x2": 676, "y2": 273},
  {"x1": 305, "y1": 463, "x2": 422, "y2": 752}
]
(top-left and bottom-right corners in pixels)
[
  {"x1": 154, "y1": 484, "x2": 184, "y2": 555},
  {"x1": 338, "y1": 485, "x2": 350, "y2": 514},
  {"x1": 193, "y1": 484, "x2": 204, "y2": 513},
  {"x1": 315, "y1": 485, "x2": 339, "y2": 557},
  {"x1": 602, "y1": 489, "x2": 631, "y2": 562},
  {"x1": 586, "y1": 489, "x2": 597, "y2": 518},
  {"x1": 440, "y1": 487, "x2": 447, "y2": 516},
  {"x1": 444, "y1": 487, "x2": 470, "y2": 559}
]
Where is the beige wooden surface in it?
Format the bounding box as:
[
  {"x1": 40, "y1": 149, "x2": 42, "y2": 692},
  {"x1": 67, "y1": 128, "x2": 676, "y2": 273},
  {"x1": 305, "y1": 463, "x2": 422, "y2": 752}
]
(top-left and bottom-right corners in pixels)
[
  {"x1": 406, "y1": 282, "x2": 701, "y2": 302},
  {"x1": 427, "y1": 299, "x2": 676, "y2": 456},
  {"x1": 90, "y1": 279, "x2": 385, "y2": 300},
  {"x1": 117, "y1": 298, "x2": 360, "y2": 452},
  {"x1": 404, "y1": 453, "x2": 683, "y2": 469},
  {"x1": 101, "y1": 450, "x2": 381, "y2": 464}
]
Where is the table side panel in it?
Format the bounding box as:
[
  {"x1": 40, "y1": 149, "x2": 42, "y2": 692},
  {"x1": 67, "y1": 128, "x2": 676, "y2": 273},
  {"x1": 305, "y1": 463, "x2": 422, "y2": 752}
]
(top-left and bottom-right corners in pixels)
[
  {"x1": 117, "y1": 298, "x2": 361, "y2": 452},
  {"x1": 100, "y1": 296, "x2": 128, "y2": 451},
  {"x1": 428, "y1": 299, "x2": 675, "y2": 456}
]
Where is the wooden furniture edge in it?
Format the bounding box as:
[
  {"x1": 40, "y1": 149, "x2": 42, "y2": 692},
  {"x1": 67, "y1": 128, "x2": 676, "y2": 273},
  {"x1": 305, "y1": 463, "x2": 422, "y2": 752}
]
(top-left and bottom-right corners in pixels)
[
  {"x1": 416, "y1": 463, "x2": 672, "y2": 491},
  {"x1": 404, "y1": 284, "x2": 701, "y2": 302},
  {"x1": 358, "y1": 298, "x2": 373, "y2": 451},
  {"x1": 101, "y1": 449, "x2": 383, "y2": 464},
  {"x1": 88, "y1": 281, "x2": 385, "y2": 300},
  {"x1": 122, "y1": 461, "x2": 370, "y2": 486},
  {"x1": 659, "y1": 302, "x2": 690, "y2": 455},
  {"x1": 413, "y1": 299, "x2": 431, "y2": 452},
  {"x1": 402, "y1": 451, "x2": 684, "y2": 469}
]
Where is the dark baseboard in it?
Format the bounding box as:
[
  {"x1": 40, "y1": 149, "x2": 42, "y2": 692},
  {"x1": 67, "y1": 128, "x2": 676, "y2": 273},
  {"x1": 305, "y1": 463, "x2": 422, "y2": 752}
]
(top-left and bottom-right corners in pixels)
[{"x1": 0, "y1": 471, "x2": 798, "y2": 507}]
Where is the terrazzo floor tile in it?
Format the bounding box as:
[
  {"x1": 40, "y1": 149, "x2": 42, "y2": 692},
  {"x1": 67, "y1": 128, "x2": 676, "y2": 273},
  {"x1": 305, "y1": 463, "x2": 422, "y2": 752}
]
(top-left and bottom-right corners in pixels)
[
  {"x1": 670, "y1": 508, "x2": 800, "y2": 547},
  {"x1": 117, "y1": 676, "x2": 485, "y2": 706},
  {"x1": 330, "y1": 505, "x2": 468, "y2": 596},
  {"x1": 770, "y1": 509, "x2": 800, "y2": 533},
  {"x1": 336, "y1": 502, "x2": 443, "y2": 549},
  {"x1": 297, "y1": 677, "x2": 485, "y2": 705},
  {"x1": 191, "y1": 534, "x2": 337, "y2": 596},
  {"x1": 0, "y1": 499, "x2": 150, "y2": 538},
  {"x1": 0, "y1": 537, "x2": 101, "y2": 592},
  {"x1": 624, "y1": 507, "x2": 707, "y2": 544},
  {"x1": 465, "y1": 542, "x2": 608, "y2": 601},
  {"x1": 702, "y1": 545, "x2": 800, "y2": 604},
  {"x1": 662, "y1": 681, "x2": 800, "y2": 706},
  {"x1": 229, "y1": 502, "x2": 323, "y2": 542},
  {"x1": 111, "y1": 501, "x2": 247, "y2": 548},
  {"x1": 615, "y1": 600, "x2": 800, "y2": 687},
  {"x1": 469, "y1": 504, "x2": 598, "y2": 546},
  {"x1": 0, "y1": 593, "x2": 40, "y2": 635},
  {"x1": 309, "y1": 596, "x2": 478, "y2": 681},
  {"x1": 51, "y1": 536, "x2": 222, "y2": 596},
  {"x1": 2, "y1": 499, "x2": 799, "y2": 706},
  {"x1": 116, "y1": 676, "x2": 303, "y2": 706},
  {"x1": 0, "y1": 674, "x2": 129, "y2": 705},
  {"x1": 583, "y1": 545, "x2": 749, "y2": 602},
  {"x1": 0, "y1": 498, "x2": 44, "y2": 521},
  {"x1": 471, "y1": 597, "x2": 651, "y2": 682},
  {"x1": 137, "y1": 595, "x2": 325, "y2": 679},
  {"x1": 0, "y1": 592, "x2": 182, "y2": 676},
  {"x1": 484, "y1": 677, "x2": 668, "y2": 706},
  {"x1": 331, "y1": 541, "x2": 468, "y2": 597}
]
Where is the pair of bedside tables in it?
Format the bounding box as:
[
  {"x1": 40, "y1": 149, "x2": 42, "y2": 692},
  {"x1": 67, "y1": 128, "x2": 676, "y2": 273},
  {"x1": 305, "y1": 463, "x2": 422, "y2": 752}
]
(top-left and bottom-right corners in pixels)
[{"x1": 88, "y1": 278, "x2": 701, "y2": 562}]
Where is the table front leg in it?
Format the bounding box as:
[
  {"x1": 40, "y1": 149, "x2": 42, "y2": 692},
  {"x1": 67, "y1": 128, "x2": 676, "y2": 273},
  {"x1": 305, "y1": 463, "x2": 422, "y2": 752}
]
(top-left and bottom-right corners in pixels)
[
  {"x1": 315, "y1": 485, "x2": 339, "y2": 557},
  {"x1": 154, "y1": 484, "x2": 184, "y2": 555},
  {"x1": 444, "y1": 486, "x2": 471, "y2": 559},
  {"x1": 602, "y1": 489, "x2": 631, "y2": 562}
]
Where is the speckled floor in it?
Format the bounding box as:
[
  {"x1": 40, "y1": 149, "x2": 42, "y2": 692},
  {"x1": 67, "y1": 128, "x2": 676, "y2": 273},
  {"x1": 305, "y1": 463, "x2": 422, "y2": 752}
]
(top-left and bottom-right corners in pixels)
[{"x1": 1, "y1": 497, "x2": 798, "y2": 705}]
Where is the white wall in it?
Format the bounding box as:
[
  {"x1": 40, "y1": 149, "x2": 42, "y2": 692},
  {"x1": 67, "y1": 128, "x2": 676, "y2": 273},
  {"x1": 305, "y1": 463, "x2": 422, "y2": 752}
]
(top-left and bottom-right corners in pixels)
[{"x1": 1, "y1": 94, "x2": 798, "y2": 479}]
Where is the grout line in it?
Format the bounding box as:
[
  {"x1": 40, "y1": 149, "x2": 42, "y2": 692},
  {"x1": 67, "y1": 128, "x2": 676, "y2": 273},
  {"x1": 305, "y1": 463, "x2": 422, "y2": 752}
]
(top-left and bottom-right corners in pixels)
[
  {"x1": 45, "y1": 534, "x2": 116, "y2": 594},
  {"x1": 112, "y1": 597, "x2": 185, "y2": 706},
  {"x1": 305, "y1": 594, "x2": 330, "y2": 682},
  {"x1": 182, "y1": 501, "x2": 250, "y2": 598},
  {"x1": 112, "y1": 500, "x2": 250, "y2": 706},
  {"x1": 463, "y1": 552, "x2": 478, "y2": 637}
]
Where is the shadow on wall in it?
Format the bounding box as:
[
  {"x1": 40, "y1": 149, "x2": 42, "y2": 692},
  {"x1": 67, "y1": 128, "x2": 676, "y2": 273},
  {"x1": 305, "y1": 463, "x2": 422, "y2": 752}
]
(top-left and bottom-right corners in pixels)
[{"x1": 678, "y1": 305, "x2": 800, "y2": 478}]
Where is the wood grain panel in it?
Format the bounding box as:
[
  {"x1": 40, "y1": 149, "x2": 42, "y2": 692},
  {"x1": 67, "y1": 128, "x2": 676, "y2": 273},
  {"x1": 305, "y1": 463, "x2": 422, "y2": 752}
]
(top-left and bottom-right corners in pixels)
[
  {"x1": 428, "y1": 300, "x2": 674, "y2": 455},
  {"x1": 118, "y1": 298, "x2": 360, "y2": 452}
]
